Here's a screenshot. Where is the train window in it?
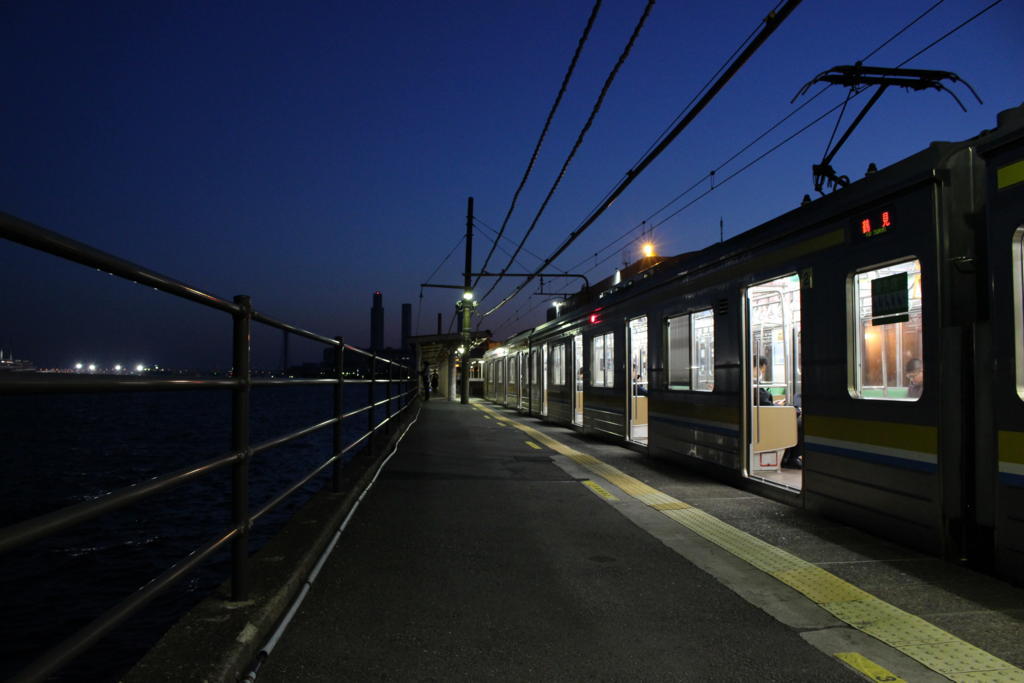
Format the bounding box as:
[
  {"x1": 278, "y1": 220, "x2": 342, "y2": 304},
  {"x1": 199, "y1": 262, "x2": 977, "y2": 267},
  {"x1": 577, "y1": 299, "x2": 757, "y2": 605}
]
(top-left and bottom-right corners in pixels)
[
  {"x1": 850, "y1": 259, "x2": 923, "y2": 400},
  {"x1": 591, "y1": 332, "x2": 615, "y2": 387},
  {"x1": 693, "y1": 309, "x2": 715, "y2": 391},
  {"x1": 1015, "y1": 228, "x2": 1024, "y2": 400},
  {"x1": 667, "y1": 309, "x2": 715, "y2": 391},
  {"x1": 551, "y1": 343, "x2": 566, "y2": 386}
]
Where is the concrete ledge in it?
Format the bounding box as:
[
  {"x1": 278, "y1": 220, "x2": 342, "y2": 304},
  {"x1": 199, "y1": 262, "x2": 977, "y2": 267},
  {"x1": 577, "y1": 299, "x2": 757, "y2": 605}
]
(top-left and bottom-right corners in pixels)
[{"x1": 125, "y1": 406, "x2": 418, "y2": 682}]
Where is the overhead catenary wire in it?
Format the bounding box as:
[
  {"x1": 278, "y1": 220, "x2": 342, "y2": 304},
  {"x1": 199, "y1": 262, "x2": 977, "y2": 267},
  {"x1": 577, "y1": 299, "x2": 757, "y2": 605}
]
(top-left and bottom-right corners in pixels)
[
  {"x1": 563, "y1": 0, "x2": 977, "y2": 279},
  {"x1": 482, "y1": 0, "x2": 803, "y2": 319},
  {"x1": 487, "y1": 0, "x2": 1002, "y2": 340},
  {"x1": 473, "y1": 218, "x2": 547, "y2": 269},
  {"x1": 472, "y1": 0, "x2": 603, "y2": 291},
  {"x1": 478, "y1": 0, "x2": 657, "y2": 306},
  {"x1": 417, "y1": 234, "x2": 465, "y2": 335}
]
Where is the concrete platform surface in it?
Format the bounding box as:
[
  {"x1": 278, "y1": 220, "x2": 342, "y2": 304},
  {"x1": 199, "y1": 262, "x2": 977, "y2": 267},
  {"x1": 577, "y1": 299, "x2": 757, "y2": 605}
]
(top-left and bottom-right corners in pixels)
[{"x1": 255, "y1": 400, "x2": 1024, "y2": 682}]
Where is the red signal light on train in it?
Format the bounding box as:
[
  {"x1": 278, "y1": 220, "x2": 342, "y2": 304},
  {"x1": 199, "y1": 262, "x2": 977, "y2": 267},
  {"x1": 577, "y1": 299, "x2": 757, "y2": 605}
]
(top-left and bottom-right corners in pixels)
[{"x1": 589, "y1": 313, "x2": 599, "y2": 324}]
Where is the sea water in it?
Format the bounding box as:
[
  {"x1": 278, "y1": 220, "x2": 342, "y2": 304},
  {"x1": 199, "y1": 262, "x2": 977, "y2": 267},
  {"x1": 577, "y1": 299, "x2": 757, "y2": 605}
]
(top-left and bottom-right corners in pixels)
[{"x1": 0, "y1": 382, "x2": 405, "y2": 681}]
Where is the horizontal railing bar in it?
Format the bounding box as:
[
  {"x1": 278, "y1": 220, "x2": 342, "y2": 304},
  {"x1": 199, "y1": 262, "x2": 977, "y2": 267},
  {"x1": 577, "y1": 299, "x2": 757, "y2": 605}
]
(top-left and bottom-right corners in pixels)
[
  {"x1": 250, "y1": 378, "x2": 338, "y2": 388},
  {"x1": 340, "y1": 430, "x2": 372, "y2": 456},
  {"x1": 373, "y1": 397, "x2": 390, "y2": 408},
  {"x1": 0, "y1": 375, "x2": 240, "y2": 395},
  {"x1": 251, "y1": 453, "x2": 339, "y2": 524},
  {"x1": 251, "y1": 312, "x2": 339, "y2": 347},
  {"x1": 0, "y1": 212, "x2": 239, "y2": 315},
  {"x1": 342, "y1": 404, "x2": 373, "y2": 420},
  {"x1": 250, "y1": 417, "x2": 338, "y2": 457},
  {"x1": 0, "y1": 452, "x2": 239, "y2": 555},
  {"x1": 341, "y1": 345, "x2": 408, "y2": 368},
  {"x1": 13, "y1": 528, "x2": 237, "y2": 683}
]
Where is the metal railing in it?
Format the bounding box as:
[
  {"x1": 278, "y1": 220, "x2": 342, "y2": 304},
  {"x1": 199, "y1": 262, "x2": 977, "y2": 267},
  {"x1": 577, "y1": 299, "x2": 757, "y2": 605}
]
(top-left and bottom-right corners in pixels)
[{"x1": 0, "y1": 212, "x2": 417, "y2": 682}]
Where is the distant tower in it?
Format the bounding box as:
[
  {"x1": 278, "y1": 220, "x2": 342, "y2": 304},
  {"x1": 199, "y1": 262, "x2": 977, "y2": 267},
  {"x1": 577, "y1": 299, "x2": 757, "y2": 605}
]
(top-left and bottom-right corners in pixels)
[
  {"x1": 401, "y1": 303, "x2": 412, "y2": 352},
  {"x1": 371, "y1": 291, "x2": 384, "y2": 352}
]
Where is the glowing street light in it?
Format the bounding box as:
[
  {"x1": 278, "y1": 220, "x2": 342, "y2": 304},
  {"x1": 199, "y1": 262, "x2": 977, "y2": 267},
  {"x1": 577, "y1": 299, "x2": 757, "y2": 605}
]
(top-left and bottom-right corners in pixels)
[
  {"x1": 135, "y1": 364, "x2": 145, "y2": 372},
  {"x1": 88, "y1": 363, "x2": 96, "y2": 372},
  {"x1": 74, "y1": 363, "x2": 83, "y2": 370},
  {"x1": 642, "y1": 242, "x2": 656, "y2": 258},
  {"x1": 114, "y1": 364, "x2": 122, "y2": 372},
  {"x1": 462, "y1": 290, "x2": 474, "y2": 301}
]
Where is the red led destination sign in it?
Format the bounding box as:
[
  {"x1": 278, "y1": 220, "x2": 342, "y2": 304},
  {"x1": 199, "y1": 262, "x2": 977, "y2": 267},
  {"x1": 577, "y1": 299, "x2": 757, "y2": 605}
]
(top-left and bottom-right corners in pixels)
[{"x1": 856, "y1": 208, "x2": 894, "y2": 239}]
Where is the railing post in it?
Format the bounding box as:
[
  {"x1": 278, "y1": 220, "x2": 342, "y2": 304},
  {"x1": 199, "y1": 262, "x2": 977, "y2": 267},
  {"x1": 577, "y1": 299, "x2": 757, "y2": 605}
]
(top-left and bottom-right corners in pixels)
[
  {"x1": 368, "y1": 353, "x2": 376, "y2": 454},
  {"x1": 231, "y1": 294, "x2": 252, "y2": 601},
  {"x1": 333, "y1": 337, "x2": 345, "y2": 492},
  {"x1": 386, "y1": 359, "x2": 393, "y2": 428}
]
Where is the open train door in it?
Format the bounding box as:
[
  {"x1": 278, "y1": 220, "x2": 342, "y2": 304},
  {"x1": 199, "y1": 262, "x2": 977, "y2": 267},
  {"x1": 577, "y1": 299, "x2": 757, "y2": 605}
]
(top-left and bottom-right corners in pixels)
[
  {"x1": 573, "y1": 334, "x2": 583, "y2": 426},
  {"x1": 746, "y1": 273, "x2": 803, "y2": 491},
  {"x1": 627, "y1": 316, "x2": 649, "y2": 444}
]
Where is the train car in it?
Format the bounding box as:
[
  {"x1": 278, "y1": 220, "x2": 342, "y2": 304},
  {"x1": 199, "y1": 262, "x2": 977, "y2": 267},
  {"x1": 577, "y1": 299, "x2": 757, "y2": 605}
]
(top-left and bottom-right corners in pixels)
[
  {"x1": 483, "y1": 104, "x2": 1024, "y2": 582},
  {"x1": 976, "y1": 105, "x2": 1024, "y2": 579}
]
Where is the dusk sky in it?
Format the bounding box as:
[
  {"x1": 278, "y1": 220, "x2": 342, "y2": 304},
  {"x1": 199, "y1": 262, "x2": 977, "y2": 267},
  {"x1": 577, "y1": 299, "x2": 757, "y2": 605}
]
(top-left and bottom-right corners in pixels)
[{"x1": 2, "y1": 1, "x2": 1021, "y2": 369}]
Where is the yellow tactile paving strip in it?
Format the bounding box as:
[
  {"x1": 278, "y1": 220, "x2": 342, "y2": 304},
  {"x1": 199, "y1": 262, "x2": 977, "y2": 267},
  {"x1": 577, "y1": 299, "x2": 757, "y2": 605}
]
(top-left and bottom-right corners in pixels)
[
  {"x1": 835, "y1": 652, "x2": 907, "y2": 682},
  {"x1": 473, "y1": 403, "x2": 1024, "y2": 683}
]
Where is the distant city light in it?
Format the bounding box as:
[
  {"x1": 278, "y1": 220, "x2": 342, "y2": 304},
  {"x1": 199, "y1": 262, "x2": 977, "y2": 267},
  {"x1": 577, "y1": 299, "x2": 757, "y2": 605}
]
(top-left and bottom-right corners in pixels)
[
  {"x1": 88, "y1": 364, "x2": 96, "y2": 372},
  {"x1": 135, "y1": 364, "x2": 145, "y2": 372},
  {"x1": 114, "y1": 364, "x2": 122, "y2": 372},
  {"x1": 75, "y1": 363, "x2": 83, "y2": 370}
]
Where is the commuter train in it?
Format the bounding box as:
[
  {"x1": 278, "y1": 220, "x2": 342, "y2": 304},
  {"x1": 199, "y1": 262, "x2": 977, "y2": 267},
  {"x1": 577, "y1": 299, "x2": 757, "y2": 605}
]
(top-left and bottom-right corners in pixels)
[{"x1": 482, "y1": 103, "x2": 1024, "y2": 583}]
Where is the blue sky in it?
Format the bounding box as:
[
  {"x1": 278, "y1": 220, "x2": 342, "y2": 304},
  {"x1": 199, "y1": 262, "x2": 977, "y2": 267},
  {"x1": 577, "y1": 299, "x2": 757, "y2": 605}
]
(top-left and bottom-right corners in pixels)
[{"x1": 1, "y1": 0, "x2": 1021, "y2": 368}]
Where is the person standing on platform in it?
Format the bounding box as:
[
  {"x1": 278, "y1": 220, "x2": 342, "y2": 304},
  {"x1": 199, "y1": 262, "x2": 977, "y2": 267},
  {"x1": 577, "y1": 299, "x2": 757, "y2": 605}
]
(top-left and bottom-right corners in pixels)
[
  {"x1": 420, "y1": 363, "x2": 430, "y2": 401},
  {"x1": 430, "y1": 371, "x2": 439, "y2": 396}
]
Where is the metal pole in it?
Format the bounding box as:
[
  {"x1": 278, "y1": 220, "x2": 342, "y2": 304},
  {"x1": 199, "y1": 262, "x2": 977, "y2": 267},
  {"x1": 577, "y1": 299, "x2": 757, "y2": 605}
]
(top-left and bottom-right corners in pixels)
[
  {"x1": 461, "y1": 196, "x2": 473, "y2": 405},
  {"x1": 333, "y1": 337, "x2": 345, "y2": 492},
  {"x1": 386, "y1": 358, "x2": 393, "y2": 428},
  {"x1": 231, "y1": 294, "x2": 252, "y2": 601},
  {"x1": 368, "y1": 353, "x2": 376, "y2": 452}
]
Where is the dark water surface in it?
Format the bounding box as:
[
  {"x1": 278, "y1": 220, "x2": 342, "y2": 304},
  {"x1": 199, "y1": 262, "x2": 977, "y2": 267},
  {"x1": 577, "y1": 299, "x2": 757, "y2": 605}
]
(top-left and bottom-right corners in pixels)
[{"x1": 0, "y1": 383, "x2": 404, "y2": 681}]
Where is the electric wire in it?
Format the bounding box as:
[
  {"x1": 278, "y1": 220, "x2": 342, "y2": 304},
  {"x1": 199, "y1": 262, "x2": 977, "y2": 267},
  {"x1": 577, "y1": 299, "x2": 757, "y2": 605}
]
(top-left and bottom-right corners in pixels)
[
  {"x1": 562, "y1": 0, "x2": 978, "y2": 280},
  {"x1": 472, "y1": 0, "x2": 603, "y2": 291},
  {"x1": 895, "y1": 0, "x2": 1004, "y2": 68},
  {"x1": 488, "y1": 0, "x2": 999, "y2": 338},
  {"x1": 473, "y1": 218, "x2": 546, "y2": 269},
  {"x1": 419, "y1": 234, "x2": 464, "y2": 337},
  {"x1": 478, "y1": 0, "x2": 656, "y2": 306},
  {"x1": 482, "y1": 0, "x2": 802, "y2": 319},
  {"x1": 860, "y1": 0, "x2": 945, "y2": 63}
]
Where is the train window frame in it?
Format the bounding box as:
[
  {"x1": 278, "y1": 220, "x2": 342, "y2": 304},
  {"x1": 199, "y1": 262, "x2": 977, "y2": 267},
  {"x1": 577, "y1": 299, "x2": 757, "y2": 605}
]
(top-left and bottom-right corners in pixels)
[
  {"x1": 666, "y1": 309, "x2": 715, "y2": 392},
  {"x1": 591, "y1": 331, "x2": 615, "y2": 387},
  {"x1": 1014, "y1": 227, "x2": 1024, "y2": 400},
  {"x1": 848, "y1": 258, "x2": 923, "y2": 401}
]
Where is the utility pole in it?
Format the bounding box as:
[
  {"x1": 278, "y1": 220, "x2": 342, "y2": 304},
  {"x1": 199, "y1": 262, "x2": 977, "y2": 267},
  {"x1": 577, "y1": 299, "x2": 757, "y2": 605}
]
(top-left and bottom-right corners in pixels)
[{"x1": 459, "y1": 196, "x2": 474, "y2": 405}]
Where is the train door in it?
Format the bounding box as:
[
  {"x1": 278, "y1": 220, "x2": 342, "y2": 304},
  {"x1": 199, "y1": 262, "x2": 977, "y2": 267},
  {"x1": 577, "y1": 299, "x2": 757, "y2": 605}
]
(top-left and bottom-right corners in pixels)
[
  {"x1": 573, "y1": 334, "x2": 583, "y2": 426},
  {"x1": 627, "y1": 316, "x2": 649, "y2": 444},
  {"x1": 519, "y1": 351, "x2": 528, "y2": 411},
  {"x1": 541, "y1": 343, "x2": 549, "y2": 416},
  {"x1": 746, "y1": 273, "x2": 802, "y2": 491}
]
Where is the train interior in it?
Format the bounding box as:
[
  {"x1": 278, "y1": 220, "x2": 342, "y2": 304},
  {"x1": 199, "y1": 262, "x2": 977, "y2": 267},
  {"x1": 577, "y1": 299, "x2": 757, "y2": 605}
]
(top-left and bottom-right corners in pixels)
[
  {"x1": 748, "y1": 273, "x2": 803, "y2": 491},
  {"x1": 853, "y1": 260, "x2": 923, "y2": 400},
  {"x1": 628, "y1": 316, "x2": 649, "y2": 444},
  {"x1": 573, "y1": 334, "x2": 583, "y2": 426}
]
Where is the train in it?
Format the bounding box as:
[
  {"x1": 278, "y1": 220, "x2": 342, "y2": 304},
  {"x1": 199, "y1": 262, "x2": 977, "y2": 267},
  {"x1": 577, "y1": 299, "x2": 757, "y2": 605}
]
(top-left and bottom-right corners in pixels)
[{"x1": 481, "y1": 102, "x2": 1024, "y2": 583}]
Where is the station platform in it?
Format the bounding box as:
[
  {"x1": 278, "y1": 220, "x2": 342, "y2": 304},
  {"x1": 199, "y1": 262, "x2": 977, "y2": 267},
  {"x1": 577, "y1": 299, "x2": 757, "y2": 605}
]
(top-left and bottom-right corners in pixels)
[{"x1": 256, "y1": 399, "x2": 1024, "y2": 682}]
